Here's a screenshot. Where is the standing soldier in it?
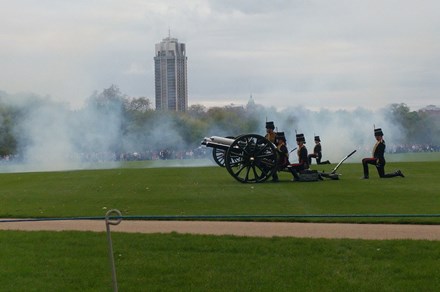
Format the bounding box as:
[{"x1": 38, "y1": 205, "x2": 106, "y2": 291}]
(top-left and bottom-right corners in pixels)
[
  {"x1": 288, "y1": 133, "x2": 309, "y2": 181},
  {"x1": 264, "y1": 121, "x2": 277, "y2": 181},
  {"x1": 271, "y1": 131, "x2": 290, "y2": 182},
  {"x1": 265, "y1": 121, "x2": 277, "y2": 143},
  {"x1": 361, "y1": 128, "x2": 405, "y2": 179},
  {"x1": 308, "y1": 135, "x2": 330, "y2": 165}
]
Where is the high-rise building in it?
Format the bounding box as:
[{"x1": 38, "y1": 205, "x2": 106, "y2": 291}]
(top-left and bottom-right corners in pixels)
[{"x1": 154, "y1": 35, "x2": 188, "y2": 112}]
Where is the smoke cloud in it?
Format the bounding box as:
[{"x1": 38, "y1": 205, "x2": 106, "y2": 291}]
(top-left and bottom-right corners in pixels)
[
  {"x1": 0, "y1": 91, "x2": 408, "y2": 173},
  {"x1": 255, "y1": 105, "x2": 404, "y2": 163}
]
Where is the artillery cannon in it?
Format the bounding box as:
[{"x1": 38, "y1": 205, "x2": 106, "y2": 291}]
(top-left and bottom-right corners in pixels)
[
  {"x1": 202, "y1": 134, "x2": 278, "y2": 183},
  {"x1": 208, "y1": 136, "x2": 235, "y2": 167},
  {"x1": 202, "y1": 134, "x2": 356, "y2": 183}
]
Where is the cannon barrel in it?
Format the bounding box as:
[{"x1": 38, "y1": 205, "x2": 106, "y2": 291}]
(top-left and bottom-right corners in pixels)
[{"x1": 201, "y1": 136, "x2": 235, "y2": 151}]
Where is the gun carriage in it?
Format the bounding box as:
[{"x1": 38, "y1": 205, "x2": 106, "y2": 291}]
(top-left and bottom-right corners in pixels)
[
  {"x1": 202, "y1": 134, "x2": 356, "y2": 183},
  {"x1": 202, "y1": 134, "x2": 278, "y2": 183}
]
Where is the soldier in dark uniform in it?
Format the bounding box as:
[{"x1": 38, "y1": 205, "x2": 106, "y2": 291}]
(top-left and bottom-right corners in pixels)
[
  {"x1": 271, "y1": 131, "x2": 290, "y2": 182},
  {"x1": 288, "y1": 133, "x2": 309, "y2": 181},
  {"x1": 275, "y1": 132, "x2": 290, "y2": 168},
  {"x1": 361, "y1": 128, "x2": 405, "y2": 179},
  {"x1": 264, "y1": 121, "x2": 278, "y2": 181},
  {"x1": 265, "y1": 121, "x2": 276, "y2": 143},
  {"x1": 308, "y1": 135, "x2": 330, "y2": 165}
]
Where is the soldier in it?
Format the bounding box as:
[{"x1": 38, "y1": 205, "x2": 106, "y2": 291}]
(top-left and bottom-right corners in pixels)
[
  {"x1": 265, "y1": 121, "x2": 276, "y2": 143},
  {"x1": 275, "y1": 132, "x2": 290, "y2": 168},
  {"x1": 308, "y1": 135, "x2": 330, "y2": 165},
  {"x1": 264, "y1": 121, "x2": 277, "y2": 181},
  {"x1": 361, "y1": 128, "x2": 405, "y2": 179},
  {"x1": 271, "y1": 131, "x2": 290, "y2": 182},
  {"x1": 288, "y1": 133, "x2": 309, "y2": 181}
]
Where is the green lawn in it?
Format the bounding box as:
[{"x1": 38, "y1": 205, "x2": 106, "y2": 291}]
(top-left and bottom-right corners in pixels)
[
  {"x1": 1, "y1": 153, "x2": 440, "y2": 291},
  {"x1": 0, "y1": 157, "x2": 439, "y2": 223},
  {"x1": 1, "y1": 231, "x2": 440, "y2": 291}
]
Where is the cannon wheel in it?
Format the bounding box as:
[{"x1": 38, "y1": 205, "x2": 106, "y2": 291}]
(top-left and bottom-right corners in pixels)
[
  {"x1": 225, "y1": 134, "x2": 278, "y2": 183},
  {"x1": 212, "y1": 136, "x2": 235, "y2": 167}
]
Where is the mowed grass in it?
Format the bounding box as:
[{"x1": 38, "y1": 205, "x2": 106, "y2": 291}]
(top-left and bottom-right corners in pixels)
[
  {"x1": 0, "y1": 154, "x2": 439, "y2": 223},
  {"x1": 1, "y1": 153, "x2": 440, "y2": 291},
  {"x1": 1, "y1": 231, "x2": 440, "y2": 291}
]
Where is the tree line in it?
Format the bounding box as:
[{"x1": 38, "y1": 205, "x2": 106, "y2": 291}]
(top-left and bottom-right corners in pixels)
[{"x1": 0, "y1": 85, "x2": 439, "y2": 159}]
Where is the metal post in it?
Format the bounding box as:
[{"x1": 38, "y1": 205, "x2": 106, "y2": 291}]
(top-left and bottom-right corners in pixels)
[{"x1": 105, "y1": 209, "x2": 122, "y2": 292}]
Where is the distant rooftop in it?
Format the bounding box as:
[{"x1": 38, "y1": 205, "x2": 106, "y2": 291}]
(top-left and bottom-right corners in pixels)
[{"x1": 419, "y1": 105, "x2": 439, "y2": 112}]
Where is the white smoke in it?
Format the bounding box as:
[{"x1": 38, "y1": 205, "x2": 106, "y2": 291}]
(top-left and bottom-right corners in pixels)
[
  {"x1": 263, "y1": 106, "x2": 404, "y2": 163},
  {"x1": 0, "y1": 90, "x2": 409, "y2": 173},
  {"x1": 3, "y1": 92, "x2": 125, "y2": 173},
  {"x1": 19, "y1": 102, "x2": 80, "y2": 171}
]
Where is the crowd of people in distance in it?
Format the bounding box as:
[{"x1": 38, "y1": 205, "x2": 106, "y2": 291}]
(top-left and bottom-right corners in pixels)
[
  {"x1": 388, "y1": 144, "x2": 440, "y2": 153},
  {"x1": 0, "y1": 148, "x2": 209, "y2": 165},
  {"x1": 79, "y1": 148, "x2": 208, "y2": 162}
]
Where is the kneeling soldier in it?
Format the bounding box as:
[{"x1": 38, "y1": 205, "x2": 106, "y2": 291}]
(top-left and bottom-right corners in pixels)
[
  {"x1": 289, "y1": 133, "x2": 309, "y2": 181},
  {"x1": 308, "y1": 135, "x2": 330, "y2": 165},
  {"x1": 361, "y1": 128, "x2": 404, "y2": 179}
]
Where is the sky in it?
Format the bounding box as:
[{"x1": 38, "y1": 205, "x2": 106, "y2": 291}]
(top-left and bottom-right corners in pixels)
[{"x1": 1, "y1": 0, "x2": 439, "y2": 111}]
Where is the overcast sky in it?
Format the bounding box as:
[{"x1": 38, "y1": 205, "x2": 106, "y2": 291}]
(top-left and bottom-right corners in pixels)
[{"x1": 1, "y1": 0, "x2": 439, "y2": 111}]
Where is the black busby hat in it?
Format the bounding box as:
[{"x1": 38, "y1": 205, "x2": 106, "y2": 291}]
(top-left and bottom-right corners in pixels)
[
  {"x1": 374, "y1": 128, "x2": 384, "y2": 136},
  {"x1": 275, "y1": 131, "x2": 286, "y2": 142},
  {"x1": 314, "y1": 135, "x2": 321, "y2": 142},
  {"x1": 266, "y1": 121, "x2": 275, "y2": 130},
  {"x1": 296, "y1": 133, "x2": 305, "y2": 143}
]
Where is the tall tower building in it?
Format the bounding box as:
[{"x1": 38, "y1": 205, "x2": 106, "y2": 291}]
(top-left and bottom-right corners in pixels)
[{"x1": 154, "y1": 35, "x2": 188, "y2": 112}]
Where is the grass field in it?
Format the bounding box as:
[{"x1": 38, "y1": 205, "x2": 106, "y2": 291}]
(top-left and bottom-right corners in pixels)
[
  {"x1": 0, "y1": 154, "x2": 439, "y2": 223},
  {"x1": 1, "y1": 231, "x2": 440, "y2": 291},
  {"x1": 1, "y1": 152, "x2": 440, "y2": 291}
]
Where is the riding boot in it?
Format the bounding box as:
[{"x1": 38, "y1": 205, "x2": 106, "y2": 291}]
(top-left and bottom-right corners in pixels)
[{"x1": 289, "y1": 169, "x2": 300, "y2": 181}]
